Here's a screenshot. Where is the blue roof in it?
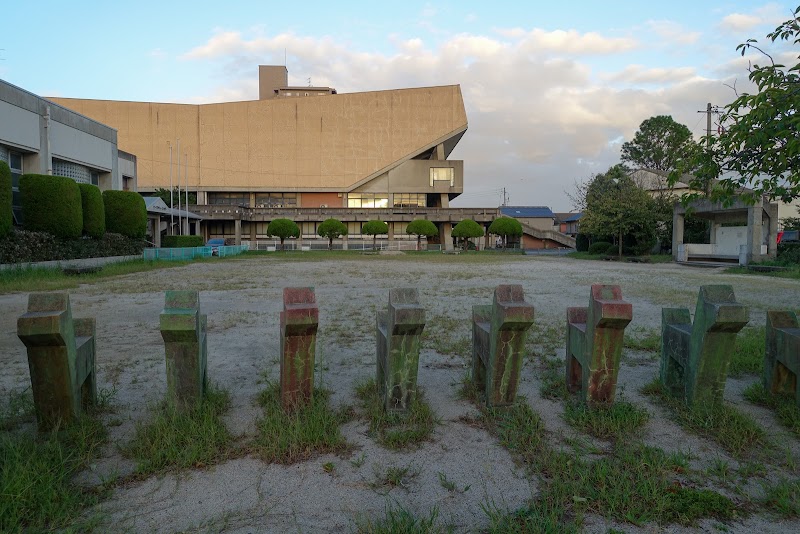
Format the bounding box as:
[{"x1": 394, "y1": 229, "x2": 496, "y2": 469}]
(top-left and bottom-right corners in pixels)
[
  {"x1": 500, "y1": 206, "x2": 554, "y2": 218},
  {"x1": 563, "y1": 212, "x2": 583, "y2": 222}
]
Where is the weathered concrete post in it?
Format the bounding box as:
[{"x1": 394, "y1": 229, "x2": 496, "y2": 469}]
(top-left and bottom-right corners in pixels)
[
  {"x1": 566, "y1": 285, "x2": 632, "y2": 405},
  {"x1": 376, "y1": 288, "x2": 425, "y2": 412},
  {"x1": 472, "y1": 285, "x2": 534, "y2": 407},
  {"x1": 660, "y1": 285, "x2": 749, "y2": 407},
  {"x1": 17, "y1": 293, "x2": 97, "y2": 430},
  {"x1": 280, "y1": 287, "x2": 319, "y2": 410},
  {"x1": 160, "y1": 291, "x2": 208, "y2": 409},
  {"x1": 764, "y1": 310, "x2": 800, "y2": 407}
]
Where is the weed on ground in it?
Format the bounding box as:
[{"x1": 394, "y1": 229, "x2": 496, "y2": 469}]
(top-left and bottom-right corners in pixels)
[
  {"x1": 355, "y1": 379, "x2": 437, "y2": 449},
  {"x1": 253, "y1": 384, "x2": 351, "y2": 463},
  {"x1": 743, "y1": 383, "x2": 800, "y2": 437},
  {"x1": 641, "y1": 378, "x2": 768, "y2": 457},
  {"x1": 730, "y1": 326, "x2": 765, "y2": 377},
  {"x1": 761, "y1": 478, "x2": 800, "y2": 517},
  {"x1": 563, "y1": 396, "x2": 650, "y2": 440},
  {"x1": 123, "y1": 385, "x2": 234, "y2": 476},
  {"x1": 354, "y1": 503, "x2": 445, "y2": 533}
]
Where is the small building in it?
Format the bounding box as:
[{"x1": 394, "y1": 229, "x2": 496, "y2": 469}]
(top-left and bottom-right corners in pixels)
[
  {"x1": 554, "y1": 212, "x2": 582, "y2": 237},
  {"x1": 499, "y1": 206, "x2": 575, "y2": 249}
]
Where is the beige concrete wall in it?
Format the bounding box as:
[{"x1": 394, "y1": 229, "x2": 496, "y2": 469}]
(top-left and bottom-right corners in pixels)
[
  {"x1": 301, "y1": 192, "x2": 344, "y2": 208},
  {"x1": 51, "y1": 85, "x2": 467, "y2": 194},
  {"x1": 519, "y1": 217, "x2": 555, "y2": 231}
]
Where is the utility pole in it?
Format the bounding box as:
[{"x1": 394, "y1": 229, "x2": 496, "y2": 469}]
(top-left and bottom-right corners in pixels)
[
  {"x1": 501, "y1": 188, "x2": 509, "y2": 207},
  {"x1": 697, "y1": 102, "x2": 721, "y2": 196}
]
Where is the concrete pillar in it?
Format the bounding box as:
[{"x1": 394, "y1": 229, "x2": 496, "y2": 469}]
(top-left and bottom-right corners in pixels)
[
  {"x1": 440, "y1": 193, "x2": 449, "y2": 208},
  {"x1": 767, "y1": 203, "x2": 778, "y2": 259},
  {"x1": 484, "y1": 227, "x2": 490, "y2": 250},
  {"x1": 234, "y1": 218, "x2": 242, "y2": 246},
  {"x1": 672, "y1": 210, "x2": 685, "y2": 261},
  {"x1": 250, "y1": 222, "x2": 256, "y2": 244},
  {"x1": 747, "y1": 204, "x2": 763, "y2": 264},
  {"x1": 710, "y1": 222, "x2": 720, "y2": 244},
  {"x1": 194, "y1": 220, "x2": 201, "y2": 237},
  {"x1": 442, "y1": 222, "x2": 453, "y2": 251},
  {"x1": 154, "y1": 217, "x2": 161, "y2": 247},
  {"x1": 342, "y1": 234, "x2": 348, "y2": 250}
]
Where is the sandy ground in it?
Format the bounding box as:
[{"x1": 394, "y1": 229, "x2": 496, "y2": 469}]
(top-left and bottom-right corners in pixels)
[{"x1": 1, "y1": 254, "x2": 799, "y2": 533}]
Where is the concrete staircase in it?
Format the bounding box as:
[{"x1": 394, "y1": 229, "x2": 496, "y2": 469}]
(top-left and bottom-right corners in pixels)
[{"x1": 520, "y1": 222, "x2": 576, "y2": 249}]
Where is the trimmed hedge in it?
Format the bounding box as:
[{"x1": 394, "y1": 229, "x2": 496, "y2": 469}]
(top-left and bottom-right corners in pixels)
[
  {"x1": 575, "y1": 233, "x2": 590, "y2": 252},
  {"x1": 0, "y1": 229, "x2": 145, "y2": 264},
  {"x1": 588, "y1": 241, "x2": 612, "y2": 255},
  {"x1": 78, "y1": 184, "x2": 105, "y2": 239},
  {"x1": 162, "y1": 235, "x2": 203, "y2": 248},
  {"x1": 0, "y1": 161, "x2": 11, "y2": 237},
  {"x1": 20, "y1": 174, "x2": 83, "y2": 239},
  {"x1": 103, "y1": 190, "x2": 147, "y2": 239}
]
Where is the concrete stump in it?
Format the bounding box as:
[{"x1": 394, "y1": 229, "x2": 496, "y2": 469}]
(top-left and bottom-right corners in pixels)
[
  {"x1": 160, "y1": 291, "x2": 208, "y2": 409},
  {"x1": 280, "y1": 287, "x2": 319, "y2": 411},
  {"x1": 660, "y1": 285, "x2": 749, "y2": 408},
  {"x1": 376, "y1": 288, "x2": 425, "y2": 413},
  {"x1": 566, "y1": 285, "x2": 632, "y2": 405},
  {"x1": 764, "y1": 310, "x2": 800, "y2": 407},
  {"x1": 17, "y1": 292, "x2": 97, "y2": 430},
  {"x1": 472, "y1": 285, "x2": 534, "y2": 407}
]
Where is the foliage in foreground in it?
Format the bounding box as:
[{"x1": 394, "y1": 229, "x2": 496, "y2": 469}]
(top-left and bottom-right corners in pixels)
[
  {"x1": 0, "y1": 228, "x2": 144, "y2": 264},
  {"x1": 253, "y1": 384, "x2": 350, "y2": 463},
  {"x1": 355, "y1": 379, "x2": 436, "y2": 449},
  {"x1": 743, "y1": 382, "x2": 800, "y2": 437},
  {"x1": 563, "y1": 398, "x2": 650, "y2": 440},
  {"x1": 354, "y1": 504, "x2": 444, "y2": 533},
  {"x1": 123, "y1": 386, "x2": 233, "y2": 476}
]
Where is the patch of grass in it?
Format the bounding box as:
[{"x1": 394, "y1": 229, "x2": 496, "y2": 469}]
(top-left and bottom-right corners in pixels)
[
  {"x1": 253, "y1": 384, "x2": 350, "y2": 463},
  {"x1": 567, "y1": 252, "x2": 672, "y2": 263},
  {"x1": 761, "y1": 478, "x2": 800, "y2": 517},
  {"x1": 354, "y1": 503, "x2": 445, "y2": 533},
  {"x1": 563, "y1": 397, "x2": 650, "y2": 440},
  {"x1": 0, "y1": 416, "x2": 108, "y2": 532},
  {"x1": 725, "y1": 266, "x2": 800, "y2": 279},
  {"x1": 123, "y1": 385, "x2": 233, "y2": 475},
  {"x1": 743, "y1": 382, "x2": 800, "y2": 437},
  {"x1": 624, "y1": 328, "x2": 661, "y2": 352},
  {"x1": 729, "y1": 326, "x2": 765, "y2": 377},
  {"x1": 0, "y1": 388, "x2": 35, "y2": 431},
  {"x1": 641, "y1": 378, "x2": 768, "y2": 457},
  {"x1": 0, "y1": 259, "x2": 191, "y2": 293},
  {"x1": 354, "y1": 379, "x2": 436, "y2": 449},
  {"x1": 370, "y1": 463, "x2": 420, "y2": 492},
  {"x1": 538, "y1": 356, "x2": 568, "y2": 400},
  {"x1": 527, "y1": 322, "x2": 564, "y2": 359}
]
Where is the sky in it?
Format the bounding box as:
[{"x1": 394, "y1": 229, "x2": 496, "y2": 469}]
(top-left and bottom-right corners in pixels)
[{"x1": 1, "y1": 1, "x2": 796, "y2": 211}]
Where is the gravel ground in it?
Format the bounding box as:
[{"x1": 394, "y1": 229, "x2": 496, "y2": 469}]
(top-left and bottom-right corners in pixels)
[{"x1": 1, "y1": 253, "x2": 798, "y2": 533}]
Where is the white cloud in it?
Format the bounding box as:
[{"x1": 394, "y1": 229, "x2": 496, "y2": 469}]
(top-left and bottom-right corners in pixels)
[
  {"x1": 647, "y1": 20, "x2": 701, "y2": 45},
  {"x1": 718, "y1": 3, "x2": 788, "y2": 32},
  {"x1": 609, "y1": 65, "x2": 697, "y2": 84}
]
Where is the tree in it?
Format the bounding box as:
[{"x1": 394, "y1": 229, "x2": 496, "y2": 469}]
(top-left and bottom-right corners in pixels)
[
  {"x1": 488, "y1": 217, "x2": 522, "y2": 248},
  {"x1": 267, "y1": 218, "x2": 299, "y2": 251},
  {"x1": 151, "y1": 187, "x2": 196, "y2": 207},
  {"x1": 621, "y1": 116, "x2": 700, "y2": 173},
  {"x1": 406, "y1": 219, "x2": 438, "y2": 250},
  {"x1": 362, "y1": 220, "x2": 388, "y2": 250},
  {"x1": 317, "y1": 218, "x2": 347, "y2": 250},
  {"x1": 675, "y1": 7, "x2": 800, "y2": 204},
  {"x1": 451, "y1": 219, "x2": 484, "y2": 250},
  {"x1": 579, "y1": 165, "x2": 657, "y2": 258}
]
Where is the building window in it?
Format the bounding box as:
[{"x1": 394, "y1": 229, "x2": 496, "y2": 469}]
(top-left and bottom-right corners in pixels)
[
  {"x1": 301, "y1": 222, "x2": 317, "y2": 237},
  {"x1": 347, "y1": 193, "x2": 388, "y2": 208},
  {"x1": 393, "y1": 193, "x2": 426, "y2": 207},
  {"x1": 254, "y1": 192, "x2": 297, "y2": 208},
  {"x1": 429, "y1": 167, "x2": 454, "y2": 187},
  {"x1": 347, "y1": 222, "x2": 363, "y2": 236},
  {"x1": 208, "y1": 192, "x2": 250, "y2": 206},
  {"x1": 4, "y1": 148, "x2": 23, "y2": 224},
  {"x1": 52, "y1": 159, "x2": 93, "y2": 184}
]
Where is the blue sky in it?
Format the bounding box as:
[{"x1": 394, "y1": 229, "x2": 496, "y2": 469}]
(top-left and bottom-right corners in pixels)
[{"x1": 2, "y1": 1, "x2": 795, "y2": 210}]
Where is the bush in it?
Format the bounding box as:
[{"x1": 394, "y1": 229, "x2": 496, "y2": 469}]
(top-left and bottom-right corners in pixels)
[
  {"x1": 103, "y1": 191, "x2": 146, "y2": 239},
  {"x1": 607, "y1": 243, "x2": 619, "y2": 255},
  {"x1": 0, "y1": 229, "x2": 144, "y2": 263},
  {"x1": 20, "y1": 174, "x2": 82, "y2": 239},
  {"x1": 0, "y1": 161, "x2": 11, "y2": 237},
  {"x1": 575, "y1": 233, "x2": 590, "y2": 252},
  {"x1": 588, "y1": 241, "x2": 612, "y2": 255},
  {"x1": 161, "y1": 235, "x2": 203, "y2": 248},
  {"x1": 777, "y1": 243, "x2": 800, "y2": 265},
  {"x1": 78, "y1": 184, "x2": 105, "y2": 239}
]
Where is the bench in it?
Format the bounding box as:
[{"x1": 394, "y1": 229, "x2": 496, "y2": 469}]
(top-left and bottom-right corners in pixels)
[
  {"x1": 660, "y1": 285, "x2": 749, "y2": 408},
  {"x1": 376, "y1": 288, "x2": 425, "y2": 413},
  {"x1": 280, "y1": 287, "x2": 319, "y2": 410},
  {"x1": 17, "y1": 293, "x2": 97, "y2": 430},
  {"x1": 160, "y1": 291, "x2": 208, "y2": 409},
  {"x1": 566, "y1": 285, "x2": 632, "y2": 405},
  {"x1": 765, "y1": 310, "x2": 800, "y2": 407},
  {"x1": 472, "y1": 285, "x2": 534, "y2": 407}
]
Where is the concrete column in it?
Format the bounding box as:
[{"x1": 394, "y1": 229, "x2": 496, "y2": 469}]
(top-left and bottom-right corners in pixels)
[
  {"x1": 710, "y1": 222, "x2": 720, "y2": 244},
  {"x1": 484, "y1": 228, "x2": 490, "y2": 250},
  {"x1": 387, "y1": 223, "x2": 394, "y2": 246},
  {"x1": 234, "y1": 218, "x2": 242, "y2": 246},
  {"x1": 672, "y1": 210, "x2": 685, "y2": 261},
  {"x1": 747, "y1": 205, "x2": 763, "y2": 264},
  {"x1": 767, "y1": 203, "x2": 778, "y2": 259},
  {"x1": 342, "y1": 235, "x2": 348, "y2": 250},
  {"x1": 250, "y1": 222, "x2": 256, "y2": 244},
  {"x1": 442, "y1": 222, "x2": 453, "y2": 251},
  {"x1": 150, "y1": 216, "x2": 161, "y2": 247},
  {"x1": 194, "y1": 220, "x2": 201, "y2": 237},
  {"x1": 440, "y1": 193, "x2": 449, "y2": 208}
]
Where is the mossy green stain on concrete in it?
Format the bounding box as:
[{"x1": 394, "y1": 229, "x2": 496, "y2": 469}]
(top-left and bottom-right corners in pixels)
[
  {"x1": 17, "y1": 292, "x2": 97, "y2": 430},
  {"x1": 764, "y1": 310, "x2": 800, "y2": 407},
  {"x1": 660, "y1": 285, "x2": 749, "y2": 409},
  {"x1": 160, "y1": 290, "x2": 208, "y2": 410},
  {"x1": 280, "y1": 287, "x2": 319, "y2": 411}
]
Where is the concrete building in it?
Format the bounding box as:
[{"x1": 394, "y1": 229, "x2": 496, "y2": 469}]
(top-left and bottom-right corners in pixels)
[
  {"x1": 1, "y1": 78, "x2": 129, "y2": 224},
  {"x1": 499, "y1": 206, "x2": 575, "y2": 249}
]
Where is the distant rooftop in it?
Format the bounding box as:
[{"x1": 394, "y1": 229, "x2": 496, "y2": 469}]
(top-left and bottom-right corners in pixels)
[{"x1": 500, "y1": 206, "x2": 554, "y2": 218}]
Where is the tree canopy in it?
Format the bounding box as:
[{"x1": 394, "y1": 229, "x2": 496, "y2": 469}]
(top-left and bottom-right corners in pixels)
[
  {"x1": 267, "y1": 218, "x2": 299, "y2": 250},
  {"x1": 406, "y1": 219, "x2": 438, "y2": 250},
  {"x1": 317, "y1": 218, "x2": 347, "y2": 250},
  {"x1": 579, "y1": 164, "x2": 657, "y2": 257},
  {"x1": 488, "y1": 216, "x2": 522, "y2": 248},
  {"x1": 675, "y1": 7, "x2": 800, "y2": 204},
  {"x1": 151, "y1": 187, "x2": 197, "y2": 207},
  {"x1": 621, "y1": 115, "x2": 699, "y2": 173},
  {"x1": 362, "y1": 220, "x2": 388, "y2": 250},
  {"x1": 452, "y1": 219, "x2": 484, "y2": 250}
]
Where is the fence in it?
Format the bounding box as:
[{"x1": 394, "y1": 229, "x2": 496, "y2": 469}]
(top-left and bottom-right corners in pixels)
[
  {"x1": 244, "y1": 240, "x2": 442, "y2": 252},
  {"x1": 142, "y1": 245, "x2": 249, "y2": 261}
]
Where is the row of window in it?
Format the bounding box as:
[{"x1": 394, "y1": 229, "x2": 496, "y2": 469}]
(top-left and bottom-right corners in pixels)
[
  {"x1": 207, "y1": 221, "x2": 416, "y2": 238},
  {"x1": 207, "y1": 192, "x2": 430, "y2": 208}
]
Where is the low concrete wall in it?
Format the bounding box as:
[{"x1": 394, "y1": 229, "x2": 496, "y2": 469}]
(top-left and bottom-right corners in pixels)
[{"x1": 0, "y1": 255, "x2": 140, "y2": 271}]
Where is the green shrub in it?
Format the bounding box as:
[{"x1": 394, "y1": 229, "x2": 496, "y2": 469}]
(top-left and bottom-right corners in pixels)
[
  {"x1": 575, "y1": 233, "x2": 590, "y2": 252},
  {"x1": 606, "y1": 243, "x2": 619, "y2": 255},
  {"x1": 0, "y1": 229, "x2": 145, "y2": 263},
  {"x1": 777, "y1": 243, "x2": 800, "y2": 265},
  {"x1": 161, "y1": 235, "x2": 203, "y2": 248},
  {"x1": 588, "y1": 241, "x2": 612, "y2": 255},
  {"x1": 20, "y1": 174, "x2": 82, "y2": 239},
  {"x1": 77, "y1": 184, "x2": 105, "y2": 239},
  {"x1": 0, "y1": 161, "x2": 11, "y2": 237},
  {"x1": 103, "y1": 190, "x2": 146, "y2": 239}
]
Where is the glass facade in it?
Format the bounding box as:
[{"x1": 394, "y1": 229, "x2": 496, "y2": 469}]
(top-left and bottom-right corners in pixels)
[
  {"x1": 393, "y1": 193, "x2": 426, "y2": 207},
  {"x1": 208, "y1": 192, "x2": 250, "y2": 206},
  {"x1": 52, "y1": 159, "x2": 93, "y2": 185},
  {"x1": 347, "y1": 193, "x2": 388, "y2": 208},
  {"x1": 429, "y1": 167, "x2": 454, "y2": 186},
  {"x1": 254, "y1": 192, "x2": 296, "y2": 208}
]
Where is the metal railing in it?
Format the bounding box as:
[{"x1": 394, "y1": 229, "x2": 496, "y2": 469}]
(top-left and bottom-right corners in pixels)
[{"x1": 142, "y1": 244, "x2": 249, "y2": 261}]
